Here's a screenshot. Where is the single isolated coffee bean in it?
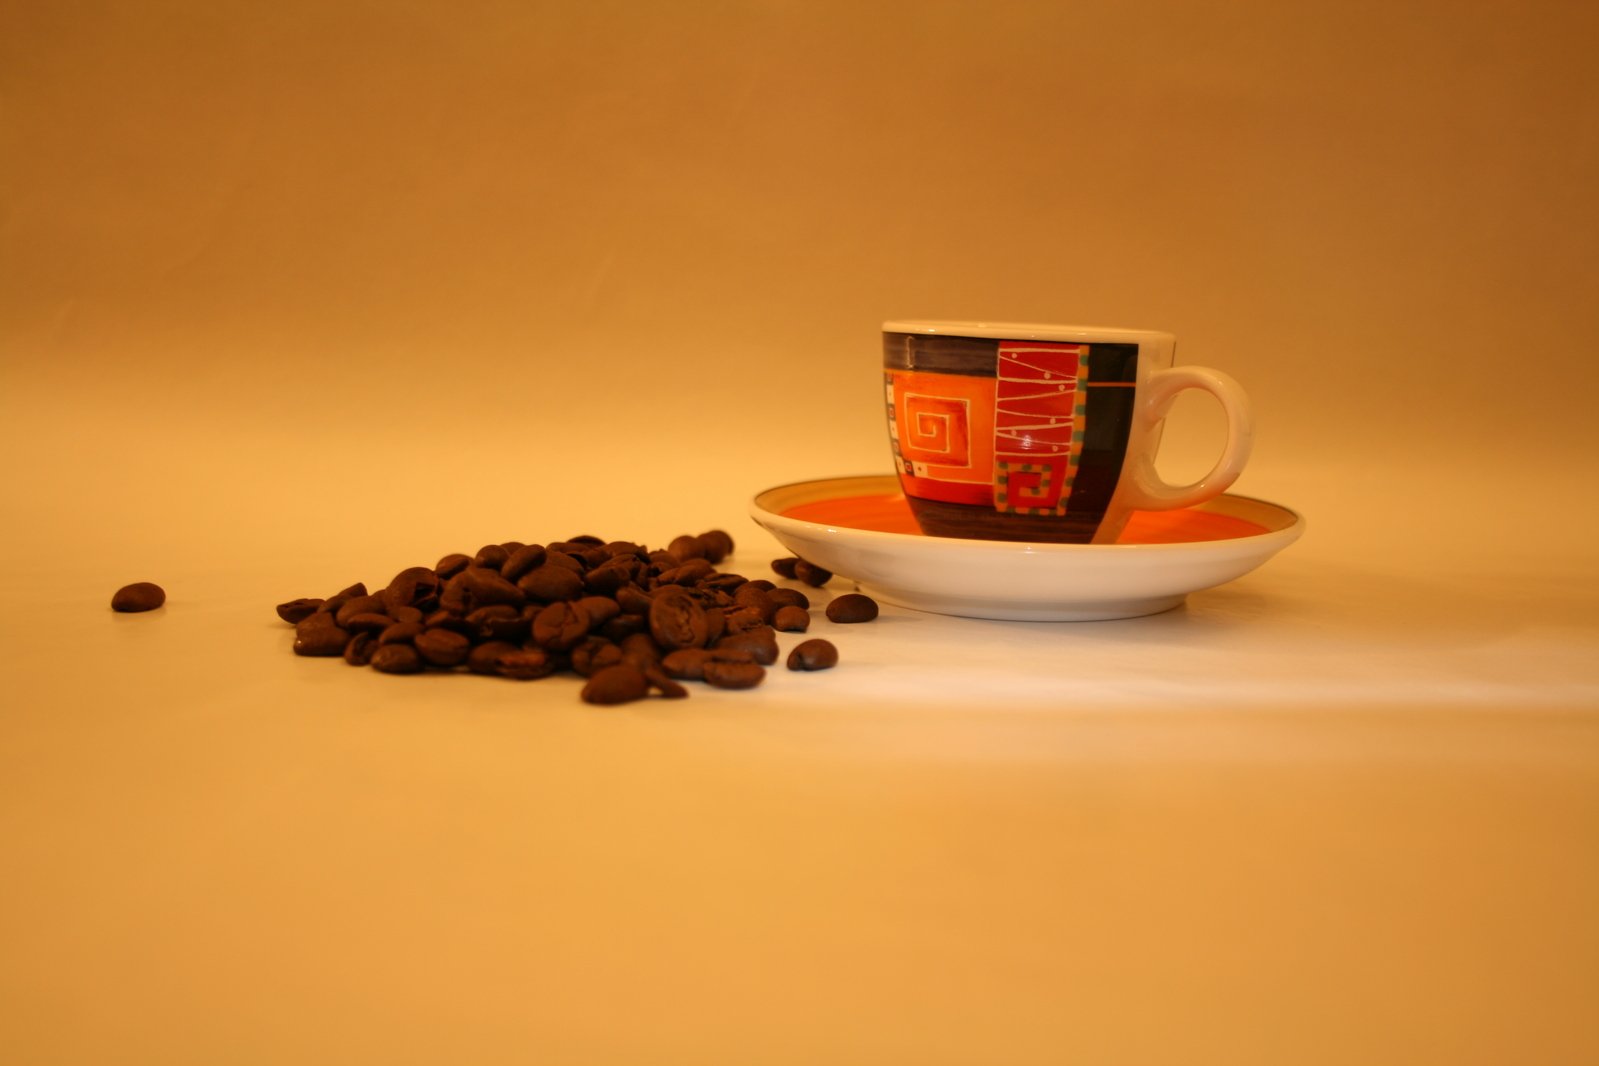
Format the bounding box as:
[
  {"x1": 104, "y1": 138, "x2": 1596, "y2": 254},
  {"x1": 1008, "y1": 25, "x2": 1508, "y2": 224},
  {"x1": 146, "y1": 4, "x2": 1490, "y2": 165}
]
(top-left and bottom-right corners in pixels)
[
  {"x1": 825, "y1": 593, "x2": 879, "y2": 624},
  {"x1": 111, "y1": 582, "x2": 165, "y2": 613},
  {"x1": 786, "y1": 638, "x2": 839, "y2": 671}
]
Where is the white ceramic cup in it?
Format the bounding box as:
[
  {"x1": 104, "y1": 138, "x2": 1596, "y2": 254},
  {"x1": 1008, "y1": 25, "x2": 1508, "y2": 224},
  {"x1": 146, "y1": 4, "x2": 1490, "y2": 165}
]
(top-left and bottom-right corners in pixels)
[{"x1": 883, "y1": 320, "x2": 1253, "y2": 543}]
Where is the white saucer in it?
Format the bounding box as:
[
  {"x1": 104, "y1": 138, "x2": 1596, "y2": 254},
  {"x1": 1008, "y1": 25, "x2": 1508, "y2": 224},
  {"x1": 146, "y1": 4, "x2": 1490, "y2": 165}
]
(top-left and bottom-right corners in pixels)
[{"x1": 750, "y1": 475, "x2": 1305, "y2": 621}]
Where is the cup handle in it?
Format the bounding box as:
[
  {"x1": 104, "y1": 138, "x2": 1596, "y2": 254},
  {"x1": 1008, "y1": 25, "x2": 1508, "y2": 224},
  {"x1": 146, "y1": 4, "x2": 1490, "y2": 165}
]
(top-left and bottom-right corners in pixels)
[{"x1": 1118, "y1": 365, "x2": 1254, "y2": 511}]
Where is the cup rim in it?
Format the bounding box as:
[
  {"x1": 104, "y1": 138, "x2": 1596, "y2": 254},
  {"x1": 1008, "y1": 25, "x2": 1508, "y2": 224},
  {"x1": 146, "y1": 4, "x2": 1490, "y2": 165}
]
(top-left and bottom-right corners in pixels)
[{"x1": 883, "y1": 320, "x2": 1174, "y2": 344}]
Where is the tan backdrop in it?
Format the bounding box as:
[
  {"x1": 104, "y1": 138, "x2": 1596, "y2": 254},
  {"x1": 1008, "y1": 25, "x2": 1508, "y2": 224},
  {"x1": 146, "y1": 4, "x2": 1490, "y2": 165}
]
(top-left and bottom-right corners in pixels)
[
  {"x1": 6, "y1": 0, "x2": 1597, "y2": 555},
  {"x1": 2, "y1": 3, "x2": 1597, "y2": 1064}
]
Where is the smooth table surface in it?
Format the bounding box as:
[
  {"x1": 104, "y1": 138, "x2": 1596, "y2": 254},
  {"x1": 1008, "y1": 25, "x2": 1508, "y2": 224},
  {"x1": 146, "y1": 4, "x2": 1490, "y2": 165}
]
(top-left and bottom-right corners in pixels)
[{"x1": 3, "y1": 464, "x2": 1597, "y2": 1066}]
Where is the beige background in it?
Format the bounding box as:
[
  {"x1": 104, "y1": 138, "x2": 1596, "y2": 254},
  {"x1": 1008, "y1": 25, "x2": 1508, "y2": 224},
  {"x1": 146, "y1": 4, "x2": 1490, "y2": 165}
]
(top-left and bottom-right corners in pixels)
[{"x1": 3, "y1": 2, "x2": 1597, "y2": 1063}]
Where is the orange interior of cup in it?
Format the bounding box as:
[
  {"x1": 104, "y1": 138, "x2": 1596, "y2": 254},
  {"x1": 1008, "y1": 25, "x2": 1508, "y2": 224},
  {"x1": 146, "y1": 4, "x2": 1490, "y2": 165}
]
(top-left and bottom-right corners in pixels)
[{"x1": 780, "y1": 492, "x2": 1266, "y2": 544}]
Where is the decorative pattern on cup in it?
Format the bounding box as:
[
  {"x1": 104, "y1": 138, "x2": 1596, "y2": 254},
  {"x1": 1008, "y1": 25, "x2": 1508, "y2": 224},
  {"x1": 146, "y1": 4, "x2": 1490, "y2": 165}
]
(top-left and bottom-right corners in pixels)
[{"x1": 884, "y1": 331, "x2": 1138, "y2": 542}]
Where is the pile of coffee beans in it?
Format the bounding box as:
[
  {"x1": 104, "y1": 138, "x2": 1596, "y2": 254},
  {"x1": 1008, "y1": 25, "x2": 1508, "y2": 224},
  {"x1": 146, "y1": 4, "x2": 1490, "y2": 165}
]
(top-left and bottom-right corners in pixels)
[{"x1": 276, "y1": 531, "x2": 878, "y2": 705}]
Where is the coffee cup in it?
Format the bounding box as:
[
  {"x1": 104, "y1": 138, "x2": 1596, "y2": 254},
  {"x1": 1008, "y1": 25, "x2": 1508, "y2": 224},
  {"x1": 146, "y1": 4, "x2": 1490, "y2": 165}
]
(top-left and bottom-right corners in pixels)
[{"x1": 883, "y1": 320, "x2": 1253, "y2": 543}]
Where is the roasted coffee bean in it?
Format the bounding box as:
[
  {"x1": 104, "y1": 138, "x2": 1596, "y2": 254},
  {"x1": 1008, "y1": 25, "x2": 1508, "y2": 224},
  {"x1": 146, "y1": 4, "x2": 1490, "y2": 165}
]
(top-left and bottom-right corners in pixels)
[
  {"x1": 703, "y1": 605, "x2": 727, "y2": 645},
  {"x1": 296, "y1": 610, "x2": 339, "y2": 632},
  {"x1": 343, "y1": 631, "x2": 377, "y2": 666},
  {"x1": 770, "y1": 557, "x2": 799, "y2": 579},
  {"x1": 768, "y1": 588, "x2": 810, "y2": 611},
  {"x1": 577, "y1": 546, "x2": 611, "y2": 568},
  {"x1": 649, "y1": 590, "x2": 709, "y2": 650},
  {"x1": 424, "y1": 609, "x2": 472, "y2": 633},
  {"x1": 459, "y1": 566, "x2": 525, "y2": 608},
  {"x1": 371, "y1": 643, "x2": 423, "y2": 674},
  {"x1": 320, "y1": 583, "x2": 367, "y2": 616},
  {"x1": 732, "y1": 584, "x2": 776, "y2": 623},
  {"x1": 825, "y1": 593, "x2": 879, "y2": 623},
  {"x1": 702, "y1": 660, "x2": 765, "y2": 690},
  {"x1": 656, "y1": 559, "x2": 716, "y2": 586},
  {"x1": 414, "y1": 627, "x2": 470, "y2": 667},
  {"x1": 467, "y1": 640, "x2": 520, "y2": 675},
  {"x1": 702, "y1": 572, "x2": 746, "y2": 593},
  {"x1": 569, "y1": 636, "x2": 616, "y2": 677},
  {"x1": 438, "y1": 577, "x2": 470, "y2": 614},
  {"x1": 588, "y1": 642, "x2": 625, "y2": 674},
  {"x1": 533, "y1": 601, "x2": 591, "y2": 651},
  {"x1": 577, "y1": 595, "x2": 621, "y2": 628},
  {"x1": 294, "y1": 622, "x2": 351, "y2": 657},
  {"x1": 715, "y1": 627, "x2": 778, "y2": 665},
  {"x1": 582, "y1": 664, "x2": 650, "y2": 705},
  {"x1": 382, "y1": 566, "x2": 441, "y2": 613},
  {"x1": 275, "y1": 597, "x2": 323, "y2": 624},
  {"x1": 390, "y1": 605, "x2": 424, "y2": 625},
  {"x1": 467, "y1": 604, "x2": 527, "y2": 642},
  {"x1": 543, "y1": 550, "x2": 583, "y2": 573},
  {"x1": 618, "y1": 631, "x2": 663, "y2": 667},
  {"x1": 614, "y1": 586, "x2": 654, "y2": 614},
  {"x1": 786, "y1": 638, "x2": 839, "y2": 671},
  {"x1": 722, "y1": 606, "x2": 768, "y2": 635},
  {"x1": 496, "y1": 647, "x2": 556, "y2": 680},
  {"x1": 697, "y1": 529, "x2": 734, "y2": 564},
  {"x1": 517, "y1": 564, "x2": 585, "y2": 603},
  {"x1": 794, "y1": 561, "x2": 832, "y2": 587},
  {"x1": 660, "y1": 647, "x2": 714, "y2": 681},
  {"x1": 773, "y1": 605, "x2": 811, "y2": 633},
  {"x1": 378, "y1": 620, "x2": 424, "y2": 645},
  {"x1": 472, "y1": 543, "x2": 510, "y2": 570},
  {"x1": 342, "y1": 612, "x2": 395, "y2": 633},
  {"x1": 110, "y1": 582, "x2": 166, "y2": 613},
  {"x1": 601, "y1": 613, "x2": 648, "y2": 642},
  {"x1": 334, "y1": 594, "x2": 387, "y2": 628},
  {"x1": 668, "y1": 534, "x2": 706, "y2": 561},
  {"x1": 644, "y1": 665, "x2": 688, "y2": 699},
  {"x1": 604, "y1": 540, "x2": 647, "y2": 559},
  {"x1": 582, "y1": 562, "x2": 631, "y2": 596},
  {"x1": 500, "y1": 543, "x2": 547, "y2": 583},
  {"x1": 434, "y1": 553, "x2": 471, "y2": 580}
]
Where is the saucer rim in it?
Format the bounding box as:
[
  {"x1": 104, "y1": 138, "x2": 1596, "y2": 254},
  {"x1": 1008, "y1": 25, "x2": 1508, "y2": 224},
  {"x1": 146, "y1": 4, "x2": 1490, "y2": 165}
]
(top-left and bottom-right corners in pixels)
[{"x1": 749, "y1": 474, "x2": 1305, "y2": 554}]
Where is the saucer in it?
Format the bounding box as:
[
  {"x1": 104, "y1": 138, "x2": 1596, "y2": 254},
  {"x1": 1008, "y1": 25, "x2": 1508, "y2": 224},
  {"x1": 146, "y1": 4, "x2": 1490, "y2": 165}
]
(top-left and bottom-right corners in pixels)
[{"x1": 749, "y1": 475, "x2": 1305, "y2": 621}]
